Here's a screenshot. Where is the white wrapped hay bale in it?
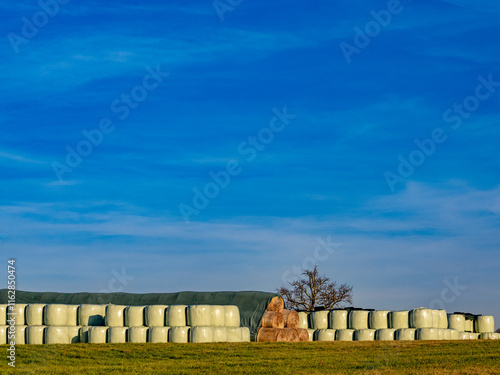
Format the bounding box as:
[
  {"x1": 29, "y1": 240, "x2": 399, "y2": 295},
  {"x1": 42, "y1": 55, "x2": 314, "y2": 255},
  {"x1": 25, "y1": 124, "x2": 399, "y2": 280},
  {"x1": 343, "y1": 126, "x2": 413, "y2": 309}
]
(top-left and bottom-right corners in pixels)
[
  {"x1": 0, "y1": 325, "x2": 7, "y2": 344},
  {"x1": 438, "y1": 310, "x2": 448, "y2": 328},
  {"x1": 128, "y1": 327, "x2": 148, "y2": 343},
  {"x1": 166, "y1": 305, "x2": 187, "y2": 327},
  {"x1": 105, "y1": 305, "x2": 127, "y2": 327},
  {"x1": 458, "y1": 331, "x2": 468, "y2": 340},
  {"x1": 145, "y1": 305, "x2": 168, "y2": 327},
  {"x1": 431, "y1": 310, "x2": 440, "y2": 327},
  {"x1": 224, "y1": 306, "x2": 240, "y2": 327},
  {"x1": 395, "y1": 328, "x2": 416, "y2": 341},
  {"x1": 211, "y1": 306, "x2": 226, "y2": 327},
  {"x1": 26, "y1": 304, "x2": 45, "y2": 326},
  {"x1": 316, "y1": 329, "x2": 336, "y2": 341},
  {"x1": 148, "y1": 327, "x2": 169, "y2": 343},
  {"x1": 13, "y1": 325, "x2": 27, "y2": 344},
  {"x1": 329, "y1": 310, "x2": 347, "y2": 330},
  {"x1": 66, "y1": 305, "x2": 79, "y2": 326},
  {"x1": 212, "y1": 327, "x2": 227, "y2": 342},
  {"x1": 389, "y1": 311, "x2": 409, "y2": 329},
  {"x1": 108, "y1": 327, "x2": 128, "y2": 343},
  {"x1": 125, "y1": 306, "x2": 145, "y2": 327},
  {"x1": 79, "y1": 305, "x2": 106, "y2": 326},
  {"x1": 465, "y1": 319, "x2": 473, "y2": 332},
  {"x1": 169, "y1": 326, "x2": 190, "y2": 343},
  {"x1": 449, "y1": 329, "x2": 459, "y2": 340},
  {"x1": 45, "y1": 326, "x2": 70, "y2": 344},
  {"x1": 480, "y1": 333, "x2": 500, "y2": 340},
  {"x1": 448, "y1": 314, "x2": 465, "y2": 332},
  {"x1": 240, "y1": 327, "x2": 250, "y2": 342},
  {"x1": 80, "y1": 326, "x2": 91, "y2": 343},
  {"x1": 336, "y1": 329, "x2": 355, "y2": 341},
  {"x1": 307, "y1": 329, "x2": 315, "y2": 341},
  {"x1": 416, "y1": 328, "x2": 439, "y2": 340},
  {"x1": 68, "y1": 326, "x2": 80, "y2": 343},
  {"x1": 298, "y1": 312, "x2": 308, "y2": 329},
  {"x1": 311, "y1": 311, "x2": 329, "y2": 330},
  {"x1": 226, "y1": 327, "x2": 243, "y2": 342},
  {"x1": 88, "y1": 327, "x2": 108, "y2": 344},
  {"x1": 45, "y1": 304, "x2": 68, "y2": 326},
  {"x1": 10, "y1": 304, "x2": 27, "y2": 325},
  {"x1": 187, "y1": 305, "x2": 211, "y2": 326},
  {"x1": 0, "y1": 305, "x2": 7, "y2": 325},
  {"x1": 27, "y1": 326, "x2": 45, "y2": 345},
  {"x1": 376, "y1": 328, "x2": 396, "y2": 341},
  {"x1": 470, "y1": 333, "x2": 480, "y2": 340},
  {"x1": 190, "y1": 326, "x2": 214, "y2": 343},
  {"x1": 475, "y1": 316, "x2": 495, "y2": 333},
  {"x1": 410, "y1": 308, "x2": 434, "y2": 329},
  {"x1": 369, "y1": 311, "x2": 389, "y2": 329},
  {"x1": 354, "y1": 329, "x2": 375, "y2": 341},
  {"x1": 349, "y1": 310, "x2": 369, "y2": 330}
]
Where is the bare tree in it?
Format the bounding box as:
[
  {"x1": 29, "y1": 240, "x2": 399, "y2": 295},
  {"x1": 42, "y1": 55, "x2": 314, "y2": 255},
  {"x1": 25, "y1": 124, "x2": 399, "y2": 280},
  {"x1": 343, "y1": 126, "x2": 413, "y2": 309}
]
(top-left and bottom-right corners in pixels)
[{"x1": 277, "y1": 264, "x2": 353, "y2": 311}]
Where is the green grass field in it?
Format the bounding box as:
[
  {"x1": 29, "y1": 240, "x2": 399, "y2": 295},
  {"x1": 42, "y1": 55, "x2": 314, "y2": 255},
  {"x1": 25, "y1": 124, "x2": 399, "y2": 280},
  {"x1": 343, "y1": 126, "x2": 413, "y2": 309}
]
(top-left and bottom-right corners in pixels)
[{"x1": 1, "y1": 341, "x2": 499, "y2": 374}]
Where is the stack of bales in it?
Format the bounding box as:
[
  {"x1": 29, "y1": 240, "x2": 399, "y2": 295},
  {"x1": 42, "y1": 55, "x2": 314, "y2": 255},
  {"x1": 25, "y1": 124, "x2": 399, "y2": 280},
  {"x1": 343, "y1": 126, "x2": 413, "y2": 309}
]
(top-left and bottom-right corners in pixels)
[
  {"x1": 256, "y1": 297, "x2": 309, "y2": 342},
  {"x1": 294, "y1": 307, "x2": 498, "y2": 342},
  {"x1": 0, "y1": 303, "x2": 250, "y2": 345}
]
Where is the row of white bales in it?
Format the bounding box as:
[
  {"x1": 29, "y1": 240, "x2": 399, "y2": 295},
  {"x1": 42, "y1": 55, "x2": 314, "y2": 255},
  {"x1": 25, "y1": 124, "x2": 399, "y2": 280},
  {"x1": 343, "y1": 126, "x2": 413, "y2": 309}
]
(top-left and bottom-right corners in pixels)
[
  {"x1": 299, "y1": 308, "x2": 498, "y2": 341},
  {"x1": 0, "y1": 303, "x2": 250, "y2": 344}
]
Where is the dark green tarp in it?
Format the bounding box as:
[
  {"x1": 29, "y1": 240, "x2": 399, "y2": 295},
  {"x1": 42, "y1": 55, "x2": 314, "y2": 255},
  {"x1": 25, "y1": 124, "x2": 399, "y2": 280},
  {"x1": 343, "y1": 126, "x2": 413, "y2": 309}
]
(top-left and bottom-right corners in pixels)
[{"x1": 0, "y1": 290, "x2": 279, "y2": 341}]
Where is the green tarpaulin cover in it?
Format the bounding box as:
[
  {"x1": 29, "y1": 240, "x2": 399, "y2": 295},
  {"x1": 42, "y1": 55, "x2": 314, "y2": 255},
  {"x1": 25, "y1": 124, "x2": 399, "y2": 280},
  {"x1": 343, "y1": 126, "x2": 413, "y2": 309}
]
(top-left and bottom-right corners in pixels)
[{"x1": 0, "y1": 290, "x2": 279, "y2": 341}]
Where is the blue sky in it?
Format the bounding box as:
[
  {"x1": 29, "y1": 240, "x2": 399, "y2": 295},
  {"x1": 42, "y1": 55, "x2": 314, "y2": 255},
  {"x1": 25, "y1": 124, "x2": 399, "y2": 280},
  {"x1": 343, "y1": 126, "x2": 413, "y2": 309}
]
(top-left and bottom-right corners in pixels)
[{"x1": 1, "y1": 0, "x2": 499, "y2": 323}]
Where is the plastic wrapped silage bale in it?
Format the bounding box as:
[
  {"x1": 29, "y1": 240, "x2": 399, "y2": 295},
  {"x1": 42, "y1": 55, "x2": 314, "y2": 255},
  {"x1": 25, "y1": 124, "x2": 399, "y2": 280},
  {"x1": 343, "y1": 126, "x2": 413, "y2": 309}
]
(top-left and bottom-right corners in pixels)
[
  {"x1": 316, "y1": 329, "x2": 336, "y2": 341},
  {"x1": 226, "y1": 327, "x2": 243, "y2": 342},
  {"x1": 166, "y1": 305, "x2": 187, "y2": 327},
  {"x1": 148, "y1": 327, "x2": 169, "y2": 343},
  {"x1": 105, "y1": 305, "x2": 127, "y2": 327},
  {"x1": 369, "y1": 311, "x2": 389, "y2": 330},
  {"x1": 67, "y1": 305, "x2": 79, "y2": 326},
  {"x1": 68, "y1": 326, "x2": 80, "y2": 343},
  {"x1": 125, "y1": 306, "x2": 145, "y2": 327},
  {"x1": 431, "y1": 310, "x2": 440, "y2": 327},
  {"x1": 449, "y1": 329, "x2": 459, "y2": 340},
  {"x1": 470, "y1": 333, "x2": 480, "y2": 340},
  {"x1": 240, "y1": 327, "x2": 250, "y2": 342},
  {"x1": 88, "y1": 327, "x2": 108, "y2": 344},
  {"x1": 336, "y1": 329, "x2": 354, "y2": 341},
  {"x1": 395, "y1": 328, "x2": 416, "y2": 341},
  {"x1": 26, "y1": 326, "x2": 45, "y2": 345},
  {"x1": 10, "y1": 304, "x2": 27, "y2": 325},
  {"x1": 311, "y1": 311, "x2": 329, "y2": 330},
  {"x1": 108, "y1": 327, "x2": 128, "y2": 343},
  {"x1": 0, "y1": 305, "x2": 7, "y2": 325},
  {"x1": 480, "y1": 333, "x2": 499, "y2": 340},
  {"x1": 465, "y1": 319, "x2": 473, "y2": 332},
  {"x1": 376, "y1": 328, "x2": 396, "y2": 341},
  {"x1": 128, "y1": 327, "x2": 148, "y2": 343},
  {"x1": 349, "y1": 310, "x2": 369, "y2": 330},
  {"x1": 80, "y1": 326, "x2": 91, "y2": 343},
  {"x1": 212, "y1": 327, "x2": 227, "y2": 343},
  {"x1": 475, "y1": 316, "x2": 495, "y2": 333},
  {"x1": 329, "y1": 310, "x2": 347, "y2": 330},
  {"x1": 410, "y1": 308, "x2": 434, "y2": 329},
  {"x1": 224, "y1": 306, "x2": 240, "y2": 327},
  {"x1": 354, "y1": 329, "x2": 375, "y2": 341},
  {"x1": 190, "y1": 326, "x2": 214, "y2": 343},
  {"x1": 306, "y1": 329, "x2": 315, "y2": 341},
  {"x1": 13, "y1": 325, "x2": 27, "y2": 344},
  {"x1": 448, "y1": 314, "x2": 465, "y2": 332},
  {"x1": 389, "y1": 311, "x2": 409, "y2": 329},
  {"x1": 45, "y1": 326, "x2": 70, "y2": 344},
  {"x1": 416, "y1": 328, "x2": 439, "y2": 340},
  {"x1": 79, "y1": 305, "x2": 105, "y2": 326},
  {"x1": 0, "y1": 325, "x2": 7, "y2": 344},
  {"x1": 26, "y1": 304, "x2": 45, "y2": 326},
  {"x1": 458, "y1": 331, "x2": 468, "y2": 340},
  {"x1": 145, "y1": 305, "x2": 168, "y2": 327},
  {"x1": 211, "y1": 305, "x2": 226, "y2": 327},
  {"x1": 438, "y1": 310, "x2": 448, "y2": 328},
  {"x1": 298, "y1": 312, "x2": 308, "y2": 329},
  {"x1": 45, "y1": 304, "x2": 68, "y2": 326},
  {"x1": 187, "y1": 305, "x2": 211, "y2": 327},
  {"x1": 169, "y1": 326, "x2": 190, "y2": 343}
]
